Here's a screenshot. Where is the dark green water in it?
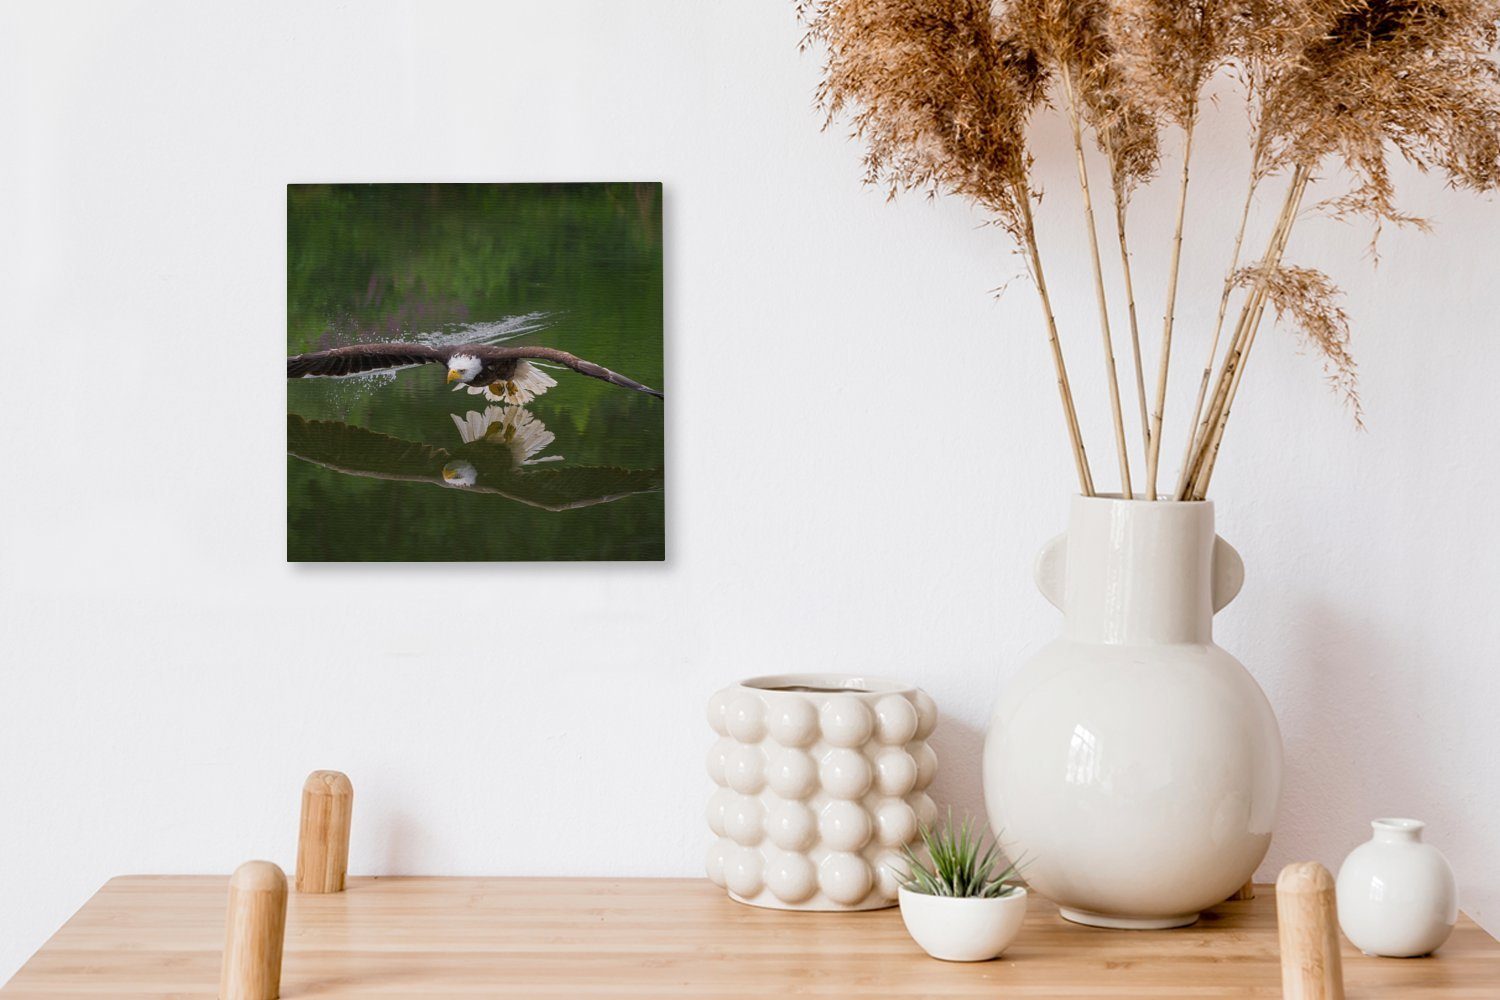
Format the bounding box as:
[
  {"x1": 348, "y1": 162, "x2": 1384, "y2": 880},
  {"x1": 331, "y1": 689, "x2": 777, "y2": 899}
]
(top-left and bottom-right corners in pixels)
[{"x1": 287, "y1": 183, "x2": 665, "y2": 562}]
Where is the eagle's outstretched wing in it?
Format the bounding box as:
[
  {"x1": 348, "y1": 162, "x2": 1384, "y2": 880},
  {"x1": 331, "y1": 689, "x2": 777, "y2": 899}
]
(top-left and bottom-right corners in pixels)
[
  {"x1": 287, "y1": 340, "x2": 665, "y2": 399},
  {"x1": 487, "y1": 346, "x2": 664, "y2": 399},
  {"x1": 287, "y1": 343, "x2": 447, "y2": 378}
]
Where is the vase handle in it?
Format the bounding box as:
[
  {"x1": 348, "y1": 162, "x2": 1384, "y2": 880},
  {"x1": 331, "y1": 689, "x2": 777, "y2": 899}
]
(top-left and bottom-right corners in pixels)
[
  {"x1": 1212, "y1": 536, "x2": 1244, "y2": 612},
  {"x1": 1036, "y1": 532, "x2": 1243, "y2": 613},
  {"x1": 1035, "y1": 533, "x2": 1068, "y2": 611}
]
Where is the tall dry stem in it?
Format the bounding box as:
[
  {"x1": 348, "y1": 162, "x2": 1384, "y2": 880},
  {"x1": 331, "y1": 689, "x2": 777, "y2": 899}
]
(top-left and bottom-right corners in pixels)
[
  {"x1": 1180, "y1": 160, "x2": 1299, "y2": 498},
  {"x1": 1061, "y1": 62, "x2": 1135, "y2": 497},
  {"x1": 1016, "y1": 176, "x2": 1097, "y2": 494},
  {"x1": 1109, "y1": 169, "x2": 1152, "y2": 458},
  {"x1": 1145, "y1": 116, "x2": 1195, "y2": 498},
  {"x1": 1184, "y1": 165, "x2": 1311, "y2": 498},
  {"x1": 1174, "y1": 146, "x2": 1263, "y2": 497},
  {"x1": 1191, "y1": 176, "x2": 1311, "y2": 497},
  {"x1": 1110, "y1": 0, "x2": 1230, "y2": 496}
]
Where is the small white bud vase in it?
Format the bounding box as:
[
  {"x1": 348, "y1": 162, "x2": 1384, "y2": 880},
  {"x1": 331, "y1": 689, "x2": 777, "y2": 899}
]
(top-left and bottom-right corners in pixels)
[
  {"x1": 898, "y1": 886, "x2": 1028, "y2": 962},
  {"x1": 1335, "y1": 818, "x2": 1458, "y2": 957},
  {"x1": 705, "y1": 674, "x2": 939, "y2": 911}
]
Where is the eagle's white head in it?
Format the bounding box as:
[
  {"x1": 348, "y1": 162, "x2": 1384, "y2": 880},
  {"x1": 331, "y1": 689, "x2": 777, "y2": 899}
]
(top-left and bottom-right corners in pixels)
[
  {"x1": 445, "y1": 353, "x2": 483, "y2": 386},
  {"x1": 439, "y1": 460, "x2": 478, "y2": 487}
]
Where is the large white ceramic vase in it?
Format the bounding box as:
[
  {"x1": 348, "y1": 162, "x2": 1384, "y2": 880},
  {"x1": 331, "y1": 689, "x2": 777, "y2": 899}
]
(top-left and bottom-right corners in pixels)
[{"x1": 983, "y1": 495, "x2": 1283, "y2": 929}]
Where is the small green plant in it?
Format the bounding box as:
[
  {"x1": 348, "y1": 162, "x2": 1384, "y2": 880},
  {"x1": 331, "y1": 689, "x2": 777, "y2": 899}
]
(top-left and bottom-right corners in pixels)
[{"x1": 898, "y1": 810, "x2": 1024, "y2": 899}]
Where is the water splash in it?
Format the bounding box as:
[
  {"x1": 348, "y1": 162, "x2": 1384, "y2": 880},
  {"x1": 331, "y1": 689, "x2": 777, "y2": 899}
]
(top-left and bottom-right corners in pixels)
[{"x1": 419, "y1": 312, "x2": 553, "y2": 350}]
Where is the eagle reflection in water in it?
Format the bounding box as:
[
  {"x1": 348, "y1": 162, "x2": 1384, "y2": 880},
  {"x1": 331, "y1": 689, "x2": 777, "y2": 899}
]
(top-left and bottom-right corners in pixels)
[
  {"x1": 287, "y1": 405, "x2": 662, "y2": 513},
  {"x1": 440, "y1": 405, "x2": 562, "y2": 487}
]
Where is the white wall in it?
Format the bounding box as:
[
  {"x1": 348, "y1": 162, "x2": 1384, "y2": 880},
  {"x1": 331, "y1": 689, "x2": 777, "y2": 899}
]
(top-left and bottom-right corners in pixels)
[{"x1": 2, "y1": 0, "x2": 1496, "y2": 978}]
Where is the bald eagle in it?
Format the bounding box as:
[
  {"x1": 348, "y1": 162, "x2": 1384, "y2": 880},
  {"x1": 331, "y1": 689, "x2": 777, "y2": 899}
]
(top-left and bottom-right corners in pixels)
[{"x1": 286, "y1": 343, "x2": 663, "y2": 403}]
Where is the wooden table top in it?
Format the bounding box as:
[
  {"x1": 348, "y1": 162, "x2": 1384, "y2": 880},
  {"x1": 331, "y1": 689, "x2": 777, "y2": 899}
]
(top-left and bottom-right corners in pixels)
[{"x1": 3, "y1": 876, "x2": 1497, "y2": 998}]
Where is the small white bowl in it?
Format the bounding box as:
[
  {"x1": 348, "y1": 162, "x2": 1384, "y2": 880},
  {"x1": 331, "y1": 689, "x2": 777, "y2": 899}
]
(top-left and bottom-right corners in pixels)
[{"x1": 898, "y1": 886, "x2": 1029, "y2": 962}]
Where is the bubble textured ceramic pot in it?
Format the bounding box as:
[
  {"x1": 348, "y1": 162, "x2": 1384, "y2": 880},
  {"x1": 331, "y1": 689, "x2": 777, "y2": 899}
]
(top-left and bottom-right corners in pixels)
[
  {"x1": 983, "y1": 496, "x2": 1283, "y2": 929},
  {"x1": 1336, "y1": 818, "x2": 1457, "y2": 957},
  {"x1": 706, "y1": 674, "x2": 938, "y2": 911}
]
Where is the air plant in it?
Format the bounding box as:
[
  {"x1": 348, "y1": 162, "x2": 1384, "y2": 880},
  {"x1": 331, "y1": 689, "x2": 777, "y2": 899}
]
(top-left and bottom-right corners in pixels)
[
  {"x1": 797, "y1": 0, "x2": 1500, "y2": 500},
  {"x1": 898, "y1": 811, "x2": 1025, "y2": 898}
]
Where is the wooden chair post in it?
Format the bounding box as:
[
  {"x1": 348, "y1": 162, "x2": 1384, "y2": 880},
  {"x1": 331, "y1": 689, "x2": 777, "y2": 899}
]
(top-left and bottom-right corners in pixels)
[
  {"x1": 219, "y1": 861, "x2": 287, "y2": 1000},
  {"x1": 1277, "y1": 862, "x2": 1345, "y2": 1000},
  {"x1": 296, "y1": 770, "x2": 353, "y2": 893},
  {"x1": 1229, "y1": 880, "x2": 1255, "y2": 901}
]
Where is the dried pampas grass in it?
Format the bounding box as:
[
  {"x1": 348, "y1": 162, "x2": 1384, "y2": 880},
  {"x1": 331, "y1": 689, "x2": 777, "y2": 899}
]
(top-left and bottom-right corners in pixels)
[
  {"x1": 799, "y1": 0, "x2": 1097, "y2": 491},
  {"x1": 798, "y1": 0, "x2": 1040, "y2": 231},
  {"x1": 1239, "y1": 263, "x2": 1362, "y2": 423},
  {"x1": 797, "y1": 0, "x2": 1500, "y2": 499},
  {"x1": 1256, "y1": 0, "x2": 1500, "y2": 213}
]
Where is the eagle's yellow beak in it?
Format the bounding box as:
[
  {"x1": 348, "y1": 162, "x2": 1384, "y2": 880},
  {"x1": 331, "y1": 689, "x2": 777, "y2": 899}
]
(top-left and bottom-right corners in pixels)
[
  {"x1": 446, "y1": 369, "x2": 463, "y2": 384},
  {"x1": 441, "y1": 466, "x2": 459, "y2": 480}
]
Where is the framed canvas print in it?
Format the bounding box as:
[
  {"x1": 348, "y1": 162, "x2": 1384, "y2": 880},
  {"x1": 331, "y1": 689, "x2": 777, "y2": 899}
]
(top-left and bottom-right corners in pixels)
[{"x1": 286, "y1": 182, "x2": 665, "y2": 562}]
